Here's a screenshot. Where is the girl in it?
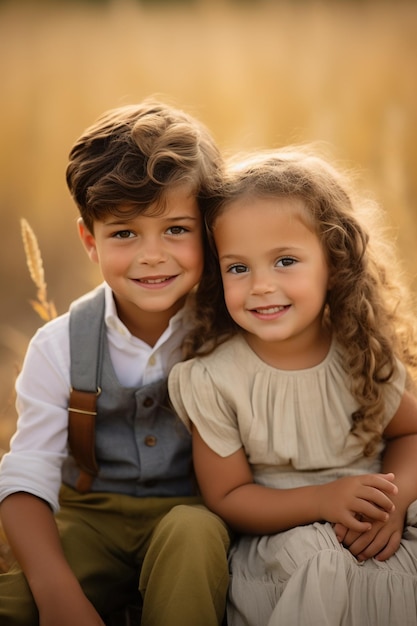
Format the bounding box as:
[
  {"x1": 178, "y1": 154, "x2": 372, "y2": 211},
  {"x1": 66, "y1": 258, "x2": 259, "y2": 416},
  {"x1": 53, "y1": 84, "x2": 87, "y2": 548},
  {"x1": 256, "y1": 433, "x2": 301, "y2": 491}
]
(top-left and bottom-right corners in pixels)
[{"x1": 168, "y1": 147, "x2": 417, "y2": 625}]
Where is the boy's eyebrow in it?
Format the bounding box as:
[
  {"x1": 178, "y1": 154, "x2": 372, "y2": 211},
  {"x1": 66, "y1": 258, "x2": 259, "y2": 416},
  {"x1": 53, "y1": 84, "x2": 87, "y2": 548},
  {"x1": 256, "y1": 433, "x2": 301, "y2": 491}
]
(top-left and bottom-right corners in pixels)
[
  {"x1": 103, "y1": 214, "x2": 200, "y2": 226},
  {"x1": 161, "y1": 215, "x2": 200, "y2": 221}
]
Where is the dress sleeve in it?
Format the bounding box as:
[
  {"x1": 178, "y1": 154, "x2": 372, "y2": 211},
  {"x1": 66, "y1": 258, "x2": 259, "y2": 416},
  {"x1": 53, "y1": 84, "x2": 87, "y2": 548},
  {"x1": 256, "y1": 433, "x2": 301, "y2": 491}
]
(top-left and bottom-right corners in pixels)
[{"x1": 169, "y1": 359, "x2": 243, "y2": 458}]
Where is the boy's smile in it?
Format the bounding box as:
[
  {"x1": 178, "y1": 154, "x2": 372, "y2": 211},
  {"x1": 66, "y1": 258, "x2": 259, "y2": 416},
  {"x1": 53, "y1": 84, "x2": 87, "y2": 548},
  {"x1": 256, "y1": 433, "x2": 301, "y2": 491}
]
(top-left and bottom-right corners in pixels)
[
  {"x1": 78, "y1": 185, "x2": 203, "y2": 342},
  {"x1": 133, "y1": 276, "x2": 176, "y2": 287}
]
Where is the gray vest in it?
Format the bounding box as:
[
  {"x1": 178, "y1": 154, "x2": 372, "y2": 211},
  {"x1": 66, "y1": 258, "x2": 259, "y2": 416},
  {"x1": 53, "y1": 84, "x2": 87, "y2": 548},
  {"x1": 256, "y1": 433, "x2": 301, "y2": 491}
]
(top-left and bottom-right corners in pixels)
[{"x1": 61, "y1": 286, "x2": 196, "y2": 497}]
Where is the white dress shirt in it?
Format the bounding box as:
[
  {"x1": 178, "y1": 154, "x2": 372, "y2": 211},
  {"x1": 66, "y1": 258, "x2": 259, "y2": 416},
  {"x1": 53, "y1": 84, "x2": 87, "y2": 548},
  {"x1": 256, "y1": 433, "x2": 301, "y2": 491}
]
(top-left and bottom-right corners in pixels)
[{"x1": 0, "y1": 283, "x2": 193, "y2": 512}]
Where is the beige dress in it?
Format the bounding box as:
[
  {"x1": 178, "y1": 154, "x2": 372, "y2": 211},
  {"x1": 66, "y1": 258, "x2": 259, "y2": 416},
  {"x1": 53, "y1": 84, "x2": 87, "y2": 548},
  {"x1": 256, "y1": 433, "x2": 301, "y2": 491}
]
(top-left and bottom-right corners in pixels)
[{"x1": 169, "y1": 334, "x2": 417, "y2": 626}]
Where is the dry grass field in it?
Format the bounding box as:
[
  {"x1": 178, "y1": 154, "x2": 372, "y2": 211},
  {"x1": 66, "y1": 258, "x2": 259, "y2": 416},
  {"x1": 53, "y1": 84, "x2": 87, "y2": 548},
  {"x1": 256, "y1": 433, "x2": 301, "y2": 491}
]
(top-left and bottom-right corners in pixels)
[{"x1": 1, "y1": 0, "x2": 417, "y2": 450}]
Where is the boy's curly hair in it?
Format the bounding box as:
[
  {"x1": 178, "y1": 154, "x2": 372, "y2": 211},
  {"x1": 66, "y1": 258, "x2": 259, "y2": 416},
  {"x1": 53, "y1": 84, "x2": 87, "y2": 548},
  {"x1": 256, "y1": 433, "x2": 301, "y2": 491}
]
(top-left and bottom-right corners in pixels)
[
  {"x1": 185, "y1": 146, "x2": 417, "y2": 456},
  {"x1": 66, "y1": 98, "x2": 223, "y2": 233}
]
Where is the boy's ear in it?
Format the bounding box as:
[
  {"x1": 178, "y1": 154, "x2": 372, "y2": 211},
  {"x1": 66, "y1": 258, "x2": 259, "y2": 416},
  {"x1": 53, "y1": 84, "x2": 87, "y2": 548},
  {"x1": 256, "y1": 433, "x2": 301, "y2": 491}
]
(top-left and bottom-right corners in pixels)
[{"x1": 77, "y1": 218, "x2": 99, "y2": 264}]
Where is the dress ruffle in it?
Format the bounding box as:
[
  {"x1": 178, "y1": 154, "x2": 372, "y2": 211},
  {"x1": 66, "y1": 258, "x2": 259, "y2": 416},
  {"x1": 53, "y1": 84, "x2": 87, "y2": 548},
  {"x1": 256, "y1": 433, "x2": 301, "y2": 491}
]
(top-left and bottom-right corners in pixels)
[{"x1": 228, "y1": 520, "x2": 417, "y2": 626}]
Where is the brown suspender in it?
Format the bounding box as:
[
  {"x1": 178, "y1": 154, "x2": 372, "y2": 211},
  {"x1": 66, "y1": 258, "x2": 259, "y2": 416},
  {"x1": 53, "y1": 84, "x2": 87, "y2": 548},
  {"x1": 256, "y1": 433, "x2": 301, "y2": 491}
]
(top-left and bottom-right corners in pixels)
[
  {"x1": 67, "y1": 286, "x2": 106, "y2": 493},
  {"x1": 68, "y1": 387, "x2": 101, "y2": 493}
]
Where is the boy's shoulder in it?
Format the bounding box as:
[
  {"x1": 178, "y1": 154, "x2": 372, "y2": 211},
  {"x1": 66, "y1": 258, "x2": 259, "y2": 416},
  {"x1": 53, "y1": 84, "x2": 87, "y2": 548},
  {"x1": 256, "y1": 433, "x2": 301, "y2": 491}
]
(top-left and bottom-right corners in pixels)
[
  {"x1": 69, "y1": 283, "x2": 106, "y2": 313},
  {"x1": 29, "y1": 284, "x2": 106, "y2": 349}
]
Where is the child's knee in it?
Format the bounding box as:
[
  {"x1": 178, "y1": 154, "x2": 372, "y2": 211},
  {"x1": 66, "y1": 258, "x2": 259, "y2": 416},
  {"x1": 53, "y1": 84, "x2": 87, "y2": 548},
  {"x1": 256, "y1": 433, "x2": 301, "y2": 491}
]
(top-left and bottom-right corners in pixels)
[
  {"x1": 155, "y1": 504, "x2": 230, "y2": 552},
  {"x1": 141, "y1": 505, "x2": 230, "y2": 619}
]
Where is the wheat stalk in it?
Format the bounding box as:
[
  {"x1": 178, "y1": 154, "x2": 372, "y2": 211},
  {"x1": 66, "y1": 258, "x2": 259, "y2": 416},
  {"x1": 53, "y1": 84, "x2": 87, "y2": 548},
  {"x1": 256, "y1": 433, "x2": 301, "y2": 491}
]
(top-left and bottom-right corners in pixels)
[
  {"x1": 20, "y1": 218, "x2": 57, "y2": 322},
  {"x1": 0, "y1": 220, "x2": 57, "y2": 574}
]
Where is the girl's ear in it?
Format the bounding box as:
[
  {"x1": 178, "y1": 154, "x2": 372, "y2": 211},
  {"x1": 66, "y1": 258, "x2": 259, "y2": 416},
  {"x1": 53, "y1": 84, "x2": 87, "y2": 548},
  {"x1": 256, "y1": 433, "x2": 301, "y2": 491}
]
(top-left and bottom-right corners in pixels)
[{"x1": 77, "y1": 218, "x2": 99, "y2": 264}]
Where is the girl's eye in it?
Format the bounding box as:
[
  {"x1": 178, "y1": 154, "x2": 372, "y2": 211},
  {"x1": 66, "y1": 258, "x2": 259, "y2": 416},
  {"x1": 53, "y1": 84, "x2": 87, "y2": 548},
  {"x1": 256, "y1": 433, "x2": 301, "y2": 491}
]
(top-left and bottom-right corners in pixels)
[
  {"x1": 166, "y1": 226, "x2": 188, "y2": 235},
  {"x1": 113, "y1": 230, "x2": 135, "y2": 239},
  {"x1": 276, "y1": 257, "x2": 297, "y2": 268},
  {"x1": 228, "y1": 264, "x2": 249, "y2": 274}
]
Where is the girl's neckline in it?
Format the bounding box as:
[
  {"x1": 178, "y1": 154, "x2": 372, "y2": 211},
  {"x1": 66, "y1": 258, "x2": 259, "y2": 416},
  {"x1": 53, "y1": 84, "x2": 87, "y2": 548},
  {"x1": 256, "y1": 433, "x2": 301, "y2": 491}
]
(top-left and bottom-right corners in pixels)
[{"x1": 236, "y1": 332, "x2": 335, "y2": 373}]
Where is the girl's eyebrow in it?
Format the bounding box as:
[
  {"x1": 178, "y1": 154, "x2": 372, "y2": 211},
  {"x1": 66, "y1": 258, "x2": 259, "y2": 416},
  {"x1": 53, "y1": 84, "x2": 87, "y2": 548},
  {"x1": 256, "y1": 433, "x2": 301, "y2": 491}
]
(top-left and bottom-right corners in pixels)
[
  {"x1": 219, "y1": 245, "x2": 304, "y2": 261},
  {"x1": 219, "y1": 253, "x2": 247, "y2": 262}
]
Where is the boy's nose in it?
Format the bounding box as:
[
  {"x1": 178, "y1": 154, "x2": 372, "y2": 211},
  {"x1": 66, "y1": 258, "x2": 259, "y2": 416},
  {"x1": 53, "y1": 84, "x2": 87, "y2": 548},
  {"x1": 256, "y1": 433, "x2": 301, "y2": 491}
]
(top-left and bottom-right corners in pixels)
[{"x1": 137, "y1": 239, "x2": 167, "y2": 265}]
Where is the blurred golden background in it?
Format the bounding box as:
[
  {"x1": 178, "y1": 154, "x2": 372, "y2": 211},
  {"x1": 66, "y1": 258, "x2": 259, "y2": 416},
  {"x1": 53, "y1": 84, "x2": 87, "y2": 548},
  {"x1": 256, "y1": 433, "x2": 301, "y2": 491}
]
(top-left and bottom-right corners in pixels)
[{"x1": 1, "y1": 0, "x2": 416, "y2": 450}]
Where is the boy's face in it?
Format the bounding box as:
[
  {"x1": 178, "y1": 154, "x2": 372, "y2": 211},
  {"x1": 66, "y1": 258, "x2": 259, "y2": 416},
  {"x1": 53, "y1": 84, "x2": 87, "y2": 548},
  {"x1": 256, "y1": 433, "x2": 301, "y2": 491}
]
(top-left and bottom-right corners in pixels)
[{"x1": 78, "y1": 185, "x2": 203, "y2": 341}]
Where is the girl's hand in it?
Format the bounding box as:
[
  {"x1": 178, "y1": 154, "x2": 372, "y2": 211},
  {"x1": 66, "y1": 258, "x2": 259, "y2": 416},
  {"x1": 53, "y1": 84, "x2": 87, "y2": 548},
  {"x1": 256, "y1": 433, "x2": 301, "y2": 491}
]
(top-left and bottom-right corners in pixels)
[
  {"x1": 317, "y1": 473, "x2": 397, "y2": 531},
  {"x1": 334, "y1": 509, "x2": 404, "y2": 562}
]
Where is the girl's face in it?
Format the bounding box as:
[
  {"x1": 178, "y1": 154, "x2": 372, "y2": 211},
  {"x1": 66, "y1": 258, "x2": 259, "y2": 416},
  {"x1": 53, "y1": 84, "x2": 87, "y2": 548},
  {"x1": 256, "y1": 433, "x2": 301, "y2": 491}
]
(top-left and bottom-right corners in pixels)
[{"x1": 213, "y1": 195, "x2": 330, "y2": 362}]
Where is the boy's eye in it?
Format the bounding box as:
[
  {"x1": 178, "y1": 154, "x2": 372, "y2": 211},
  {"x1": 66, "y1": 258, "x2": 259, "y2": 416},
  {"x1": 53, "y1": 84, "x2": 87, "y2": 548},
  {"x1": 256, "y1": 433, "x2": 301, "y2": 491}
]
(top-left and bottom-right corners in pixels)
[
  {"x1": 166, "y1": 226, "x2": 188, "y2": 235},
  {"x1": 228, "y1": 264, "x2": 249, "y2": 274},
  {"x1": 113, "y1": 230, "x2": 135, "y2": 239},
  {"x1": 276, "y1": 257, "x2": 297, "y2": 268}
]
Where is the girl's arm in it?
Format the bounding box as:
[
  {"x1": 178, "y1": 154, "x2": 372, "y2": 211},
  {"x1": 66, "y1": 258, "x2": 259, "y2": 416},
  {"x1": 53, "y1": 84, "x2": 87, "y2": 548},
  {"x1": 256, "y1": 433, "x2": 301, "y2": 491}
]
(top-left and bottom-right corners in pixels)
[
  {"x1": 337, "y1": 389, "x2": 417, "y2": 561},
  {"x1": 381, "y1": 389, "x2": 417, "y2": 511},
  {"x1": 192, "y1": 426, "x2": 397, "y2": 535},
  {"x1": 0, "y1": 493, "x2": 105, "y2": 626}
]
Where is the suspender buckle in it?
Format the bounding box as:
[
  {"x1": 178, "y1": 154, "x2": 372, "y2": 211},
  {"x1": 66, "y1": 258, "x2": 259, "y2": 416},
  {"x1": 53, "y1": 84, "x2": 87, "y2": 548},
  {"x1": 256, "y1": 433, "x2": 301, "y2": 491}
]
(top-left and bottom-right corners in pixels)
[{"x1": 67, "y1": 387, "x2": 102, "y2": 493}]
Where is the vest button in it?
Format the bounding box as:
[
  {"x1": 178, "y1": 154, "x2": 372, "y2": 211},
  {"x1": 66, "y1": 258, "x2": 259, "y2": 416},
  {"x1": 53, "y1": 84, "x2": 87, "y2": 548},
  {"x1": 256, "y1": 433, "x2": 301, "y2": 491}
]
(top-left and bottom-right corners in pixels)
[
  {"x1": 144, "y1": 435, "x2": 157, "y2": 447},
  {"x1": 143, "y1": 397, "x2": 154, "y2": 408}
]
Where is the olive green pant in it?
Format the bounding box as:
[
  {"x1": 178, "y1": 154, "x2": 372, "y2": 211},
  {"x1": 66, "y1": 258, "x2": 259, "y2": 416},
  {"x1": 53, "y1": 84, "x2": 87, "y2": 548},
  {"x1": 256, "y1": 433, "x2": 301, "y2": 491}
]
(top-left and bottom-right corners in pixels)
[{"x1": 0, "y1": 485, "x2": 231, "y2": 626}]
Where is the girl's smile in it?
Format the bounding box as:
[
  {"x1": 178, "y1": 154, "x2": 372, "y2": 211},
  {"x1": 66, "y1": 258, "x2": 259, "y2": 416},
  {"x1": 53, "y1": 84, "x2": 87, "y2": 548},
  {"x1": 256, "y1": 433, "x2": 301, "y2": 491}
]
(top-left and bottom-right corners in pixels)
[{"x1": 249, "y1": 304, "x2": 291, "y2": 319}]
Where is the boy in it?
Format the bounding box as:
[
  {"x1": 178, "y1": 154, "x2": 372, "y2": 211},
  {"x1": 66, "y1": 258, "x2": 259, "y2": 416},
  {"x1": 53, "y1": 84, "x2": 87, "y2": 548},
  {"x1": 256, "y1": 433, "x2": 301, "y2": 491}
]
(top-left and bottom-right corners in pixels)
[{"x1": 0, "y1": 99, "x2": 230, "y2": 626}]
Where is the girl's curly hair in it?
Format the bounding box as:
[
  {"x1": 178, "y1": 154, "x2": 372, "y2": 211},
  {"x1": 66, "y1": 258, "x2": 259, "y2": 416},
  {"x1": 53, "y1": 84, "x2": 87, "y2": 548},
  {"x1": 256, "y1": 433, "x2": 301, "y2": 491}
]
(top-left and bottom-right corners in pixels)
[{"x1": 184, "y1": 146, "x2": 417, "y2": 456}]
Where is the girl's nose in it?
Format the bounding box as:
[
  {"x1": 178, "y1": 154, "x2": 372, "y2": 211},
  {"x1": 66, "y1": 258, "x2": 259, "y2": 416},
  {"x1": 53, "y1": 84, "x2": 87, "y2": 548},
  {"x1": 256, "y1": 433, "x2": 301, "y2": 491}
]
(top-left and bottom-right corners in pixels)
[{"x1": 250, "y1": 270, "x2": 275, "y2": 295}]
